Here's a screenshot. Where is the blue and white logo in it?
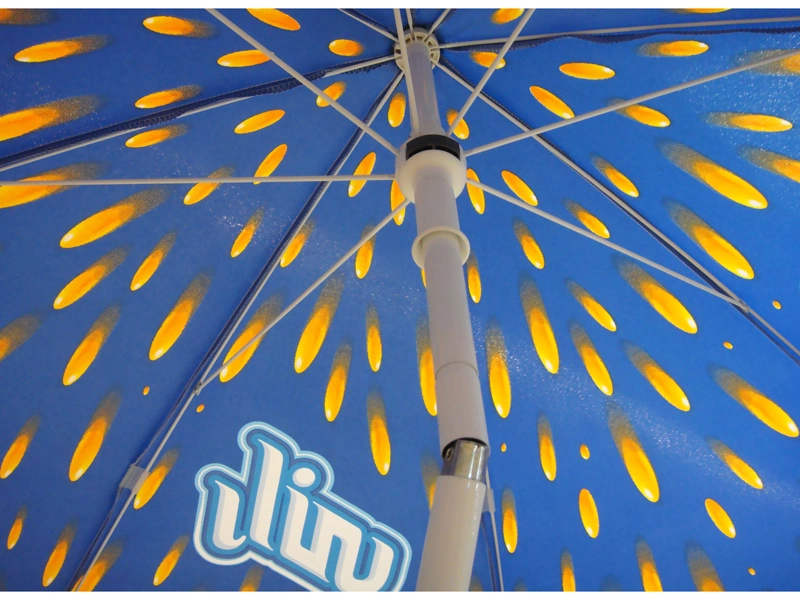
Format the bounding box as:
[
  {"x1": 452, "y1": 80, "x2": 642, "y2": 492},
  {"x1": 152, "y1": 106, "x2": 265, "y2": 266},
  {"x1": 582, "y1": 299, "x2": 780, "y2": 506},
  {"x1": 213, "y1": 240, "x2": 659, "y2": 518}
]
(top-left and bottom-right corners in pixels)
[{"x1": 194, "y1": 422, "x2": 411, "y2": 591}]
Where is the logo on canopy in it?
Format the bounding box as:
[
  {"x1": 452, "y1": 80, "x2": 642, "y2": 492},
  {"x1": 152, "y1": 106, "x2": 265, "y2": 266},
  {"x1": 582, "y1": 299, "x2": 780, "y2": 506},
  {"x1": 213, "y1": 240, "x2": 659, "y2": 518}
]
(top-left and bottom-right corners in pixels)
[{"x1": 194, "y1": 422, "x2": 411, "y2": 591}]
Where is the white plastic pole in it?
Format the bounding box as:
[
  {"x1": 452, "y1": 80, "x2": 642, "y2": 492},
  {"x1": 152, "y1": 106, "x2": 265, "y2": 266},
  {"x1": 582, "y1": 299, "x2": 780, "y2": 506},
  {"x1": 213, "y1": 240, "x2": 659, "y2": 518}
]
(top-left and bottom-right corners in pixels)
[{"x1": 396, "y1": 37, "x2": 490, "y2": 591}]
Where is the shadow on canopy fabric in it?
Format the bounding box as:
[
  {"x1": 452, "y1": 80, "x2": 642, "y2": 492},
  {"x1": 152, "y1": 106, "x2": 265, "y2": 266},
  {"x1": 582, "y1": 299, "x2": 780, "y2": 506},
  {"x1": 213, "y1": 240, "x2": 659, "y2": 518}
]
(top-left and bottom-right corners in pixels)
[{"x1": 1, "y1": 6, "x2": 799, "y2": 592}]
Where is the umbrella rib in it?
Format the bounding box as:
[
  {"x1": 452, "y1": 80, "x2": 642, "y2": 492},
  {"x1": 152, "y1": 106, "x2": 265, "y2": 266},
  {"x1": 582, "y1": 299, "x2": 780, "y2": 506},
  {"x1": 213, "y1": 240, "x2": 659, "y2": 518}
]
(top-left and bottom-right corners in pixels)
[
  {"x1": 405, "y1": 7, "x2": 414, "y2": 30},
  {"x1": 474, "y1": 180, "x2": 745, "y2": 306},
  {"x1": 485, "y1": 468, "x2": 505, "y2": 592},
  {"x1": 338, "y1": 8, "x2": 398, "y2": 41},
  {"x1": 440, "y1": 15, "x2": 800, "y2": 49},
  {"x1": 423, "y1": 8, "x2": 451, "y2": 42},
  {"x1": 394, "y1": 8, "x2": 420, "y2": 132},
  {"x1": 0, "y1": 174, "x2": 394, "y2": 186},
  {"x1": 207, "y1": 9, "x2": 398, "y2": 156},
  {"x1": 324, "y1": 53, "x2": 396, "y2": 77},
  {"x1": 465, "y1": 47, "x2": 800, "y2": 157},
  {"x1": 445, "y1": 9, "x2": 534, "y2": 137},
  {"x1": 196, "y1": 197, "x2": 411, "y2": 391}
]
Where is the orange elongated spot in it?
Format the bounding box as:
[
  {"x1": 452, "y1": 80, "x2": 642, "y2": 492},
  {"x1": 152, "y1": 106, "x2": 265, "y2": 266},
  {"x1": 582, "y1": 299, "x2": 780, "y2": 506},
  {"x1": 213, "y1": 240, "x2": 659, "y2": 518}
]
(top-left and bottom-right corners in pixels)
[
  {"x1": 564, "y1": 199, "x2": 610, "y2": 238},
  {"x1": 220, "y1": 295, "x2": 282, "y2": 383},
  {"x1": 416, "y1": 320, "x2": 437, "y2": 416},
  {"x1": 616, "y1": 103, "x2": 670, "y2": 127},
  {"x1": 593, "y1": 156, "x2": 638, "y2": 197},
  {"x1": 466, "y1": 252, "x2": 482, "y2": 304},
  {"x1": 69, "y1": 391, "x2": 120, "y2": 481},
  {"x1": 316, "y1": 81, "x2": 346, "y2": 107},
  {"x1": 63, "y1": 305, "x2": 120, "y2": 386},
  {"x1": 636, "y1": 538, "x2": 663, "y2": 592},
  {"x1": 390, "y1": 180, "x2": 406, "y2": 225},
  {"x1": 0, "y1": 314, "x2": 41, "y2": 363},
  {"x1": 662, "y1": 141, "x2": 767, "y2": 209},
  {"x1": 421, "y1": 456, "x2": 439, "y2": 509},
  {"x1": 235, "y1": 109, "x2": 284, "y2": 134},
  {"x1": 520, "y1": 274, "x2": 559, "y2": 374},
  {"x1": 502, "y1": 488, "x2": 518, "y2": 553},
  {"x1": 707, "y1": 438, "x2": 762, "y2": 489},
  {"x1": 366, "y1": 305, "x2": 382, "y2": 373},
  {"x1": 446, "y1": 109, "x2": 470, "y2": 140},
  {"x1": 743, "y1": 147, "x2": 800, "y2": 183},
  {"x1": 538, "y1": 413, "x2": 557, "y2": 481},
  {"x1": 561, "y1": 550, "x2": 576, "y2": 592},
  {"x1": 677, "y1": 8, "x2": 729, "y2": 13},
  {"x1": 666, "y1": 200, "x2": 753, "y2": 279},
  {"x1": 349, "y1": 152, "x2": 376, "y2": 197},
  {"x1": 578, "y1": 489, "x2": 599, "y2": 538},
  {"x1": 618, "y1": 259, "x2": 697, "y2": 333},
  {"x1": 624, "y1": 342, "x2": 689, "y2": 411},
  {"x1": 15, "y1": 35, "x2": 107, "y2": 63},
  {"x1": 1, "y1": 415, "x2": 40, "y2": 479},
  {"x1": 708, "y1": 112, "x2": 792, "y2": 132},
  {"x1": 295, "y1": 277, "x2": 343, "y2": 373},
  {"x1": 560, "y1": 62, "x2": 615, "y2": 80},
  {"x1": 131, "y1": 232, "x2": 177, "y2": 290},
  {"x1": 240, "y1": 566, "x2": 263, "y2": 592},
  {"x1": 466, "y1": 168, "x2": 484, "y2": 214},
  {"x1": 280, "y1": 219, "x2": 314, "y2": 267},
  {"x1": 608, "y1": 402, "x2": 659, "y2": 502},
  {"x1": 43, "y1": 523, "x2": 76, "y2": 587},
  {"x1": 135, "y1": 85, "x2": 201, "y2": 109},
  {"x1": 471, "y1": 51, "x2": 506, "y2": 69},
  {"x1": 0, "y1": 162, "x2": 102, "y2": 210},
  {"x1": 367, "y1": 389, "x2": 391, "y2": 475},
  {"x1": 153, "y1": 535, "x2": 189, "y2": 586},
  {"x1": 217, "y1": 49, "x2": 269, "y2": 67},
  {"x1": 324, "y1": 342, "x2": 351, "y2": 422},
  {"x1": 639, "y1": 40, "x2": 709, "y2": 57},
  {"x1": 773, "y1": 299, "x2": 782, "y2": 310},
  {"x1": 143, "y1": 16, "x2": 213, "y2": 37},
  {"x1": 513, "y1": 218, "x2": 544, "y2": 269},
  {"x1": 134, "y1": 449, "x2": 179, "y2": 509},
  {"x1": 705, "y1": 498, "x2": 735, "y2": 538},
  {"x1": 143, "y1": 386, "x2": 150, "y2": 395},
  {"x1": 566, "y1": 280, "x2": 616, "y2": 332},
  {"x1": 247, "y1": 9, "x2": 300, "y2": 30},
  {"x1": 254, "y1": 144, "x2": 287, "y2": 182},
  {"x1": 74, "y1": 540, "x2": 123, "y2": 591},
  {"x1": 184, "y1": 167, "x2": 233, "y2": 205},
  {"x1": 0, "y1": 95, "x2": 98, "y2": 142},
  {"x1": 0, "y1": 9, "x2": 49, "y2": 25},
  {"x1": 231, "y1": 207, "x2": 263, "y2": 258},
  {"x1": 7, "y1": 506, "x2": 26, "y2": 550},
  {"x1": 355, "y1": 225, "x2": 376, "y2": 279},
  {"x1": 61, "y1": 188, "x2": 167, "y2": 248},
  {"x1": 125, "y1": 124, "x2": 187, "y2": 148},
  {"x1": 579, "y1": 444, "x2": 590, "y2": 460},
  {"x1": 530, "y1": 86, "x2": 573, "y2": 119},
  {"x1": 711, "y1": 366, "x2": 797, "y2": 437},
  {"x1": 502, "y1": 170, "x2": 537, "y2": 205},
  {"x1": 150, "y1": 273, "x2": 211, "y2": 360},
  {"x1": 491, "y1": 8, "x2": 524, "y2": 24},
  {"x1": 686, "y1": 542, "x2": 725, "y2": 591},
  {"x1": 570, "y1": 322, "x2": 612, "y2": 395},
  {"x1": 329, "y1": 39, "x2": 363, "y2": 57},
  {"x1": 486, "y1": 321, "x2": 511, "y2": 418},
  {"x1": 54, "y1": 247, "x2": 127, "y2": 309},
  {"x1": 388, "y1": 92, "x2": 406, "y2": 127}
]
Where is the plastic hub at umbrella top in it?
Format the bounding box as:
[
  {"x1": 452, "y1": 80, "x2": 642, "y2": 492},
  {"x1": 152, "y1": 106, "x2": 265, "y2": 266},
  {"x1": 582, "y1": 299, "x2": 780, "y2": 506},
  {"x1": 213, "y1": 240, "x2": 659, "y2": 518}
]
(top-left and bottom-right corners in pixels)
[{"x1": 393, "y1": 27, "x2": 441, "y2": 69}]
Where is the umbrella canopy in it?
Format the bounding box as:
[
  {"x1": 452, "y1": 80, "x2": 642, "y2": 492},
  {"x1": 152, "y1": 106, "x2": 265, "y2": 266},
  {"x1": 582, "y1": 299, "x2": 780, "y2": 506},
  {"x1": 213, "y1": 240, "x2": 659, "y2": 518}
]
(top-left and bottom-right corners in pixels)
[{"x1": 1, "y1": 6, "x2": 800, "y2": 592}]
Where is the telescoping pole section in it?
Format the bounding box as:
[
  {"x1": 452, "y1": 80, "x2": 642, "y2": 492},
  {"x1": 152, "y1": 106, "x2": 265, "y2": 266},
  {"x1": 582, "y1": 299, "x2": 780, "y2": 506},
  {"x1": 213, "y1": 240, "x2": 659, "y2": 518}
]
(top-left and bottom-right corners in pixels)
[{"x1": 394, "y1": 35, "x2": 490, "y2": 591}]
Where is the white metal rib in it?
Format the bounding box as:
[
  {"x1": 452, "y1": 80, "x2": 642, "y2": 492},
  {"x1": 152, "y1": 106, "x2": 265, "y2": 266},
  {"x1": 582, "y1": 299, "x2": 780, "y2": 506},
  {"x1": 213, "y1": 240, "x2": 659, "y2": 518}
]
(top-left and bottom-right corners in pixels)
[
  {"x1": 466, "y1": 48, "x2": 800, "y2": 157},
  {"x1": 440, "y1": 15, "x2": 800, "y2": 49},
  {"x1": 446, "y1": 9, "x2": 534, "y2": 137},
  {"x1": 394, "y1": 8, "x2": 420, "y2": 133},
  {"x1": 324, "y1": 54, "x2": 396, "y2": 78},
  {"x1": 474, "y1": 180, "x2": 744, "y2": 306},
  {"x1": 484, "y1": 468, "x2": 505, "y2": 592},
  {"x1": 0, "y1": 174, "x2": 394, "y2": 187},
  {"x1": 338, "y1": 8, "x2": 397, "y2": 41},
  {"x1": 405, "y1": 7, "x2": 414, "y2": 30},
  {"x1": 197, "y1": 197, "x2": 411, "y2": 391},
  {"x1": 207, "y1": 8, "x2": 398, "y2": 156},
  {"x1": 423, "y1": 8, "x2": 451, "y2": 42}
]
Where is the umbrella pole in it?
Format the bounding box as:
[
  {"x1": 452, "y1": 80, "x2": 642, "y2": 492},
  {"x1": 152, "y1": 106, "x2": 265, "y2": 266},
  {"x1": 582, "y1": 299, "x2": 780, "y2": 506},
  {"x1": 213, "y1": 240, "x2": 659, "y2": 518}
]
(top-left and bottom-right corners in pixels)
[{"x1": 395, "y1": 34, "x2": 490, "y2": 591}]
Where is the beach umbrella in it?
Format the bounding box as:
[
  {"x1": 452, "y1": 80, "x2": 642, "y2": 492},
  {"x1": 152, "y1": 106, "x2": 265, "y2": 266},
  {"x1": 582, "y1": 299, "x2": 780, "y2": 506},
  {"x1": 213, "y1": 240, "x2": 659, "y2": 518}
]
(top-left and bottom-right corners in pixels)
[{"x1": 1, "y1": 6, "x2": 800, "y2": 592}]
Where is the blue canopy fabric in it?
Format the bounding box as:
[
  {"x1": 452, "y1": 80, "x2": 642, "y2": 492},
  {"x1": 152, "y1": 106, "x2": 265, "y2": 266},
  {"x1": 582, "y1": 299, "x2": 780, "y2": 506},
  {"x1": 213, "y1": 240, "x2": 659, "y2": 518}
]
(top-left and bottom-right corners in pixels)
[{"x1": 1, "y1": 7, "x2": 799, "y2": 592}]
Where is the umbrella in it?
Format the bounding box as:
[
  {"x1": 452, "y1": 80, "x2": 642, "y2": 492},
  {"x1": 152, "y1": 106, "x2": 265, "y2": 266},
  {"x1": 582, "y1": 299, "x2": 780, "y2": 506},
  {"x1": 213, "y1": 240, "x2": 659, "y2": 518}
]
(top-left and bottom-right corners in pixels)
[{"x1": 1, "y1": 6, "x2": 800, "y2": 592}]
